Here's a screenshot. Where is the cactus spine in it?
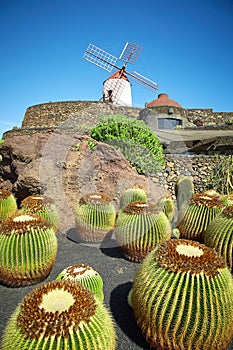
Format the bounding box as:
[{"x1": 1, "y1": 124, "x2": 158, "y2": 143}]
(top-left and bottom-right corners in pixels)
[
  {"x1": 130, "y1": 239, "x2": 233, "y2": 350},
  {"x1": 56, "y1": 263, "x2": 104, "y2": 301},
  {"x1": 0, "y1": 213, "x2": 57, "y2": 287},
  {"x1": 1, "y1": 280, "x2": 116, "y2": 350},
  {"x1": 203, "y1": 206, "x2": 233, "y2": 272},
  {"x1": 75, "y1": 193, "x2": 116, "y2": 242},
  {"x1": 177, "y1": 193, "x2": 224, "y2": 242},
  {"x1": 114, "y1": 201, "x2": 171, "y2": 262},
  {"x1": 0, "y1": 190, "x2": 17, "y2": 221}
]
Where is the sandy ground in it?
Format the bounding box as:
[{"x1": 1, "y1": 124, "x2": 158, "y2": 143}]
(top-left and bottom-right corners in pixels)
[{"x1": 1, "y1": 230, "x2": 233, "y2": 350}]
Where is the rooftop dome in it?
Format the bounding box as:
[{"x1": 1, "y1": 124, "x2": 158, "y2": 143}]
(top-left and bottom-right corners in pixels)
[{"x1": 146, "y1": 93, "x2": 181, "y2": 108}]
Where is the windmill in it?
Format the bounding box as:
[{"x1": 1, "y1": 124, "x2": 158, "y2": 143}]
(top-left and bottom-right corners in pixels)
[{"x1": 83, "y1": 42, "x2": 158, "y2": 107}]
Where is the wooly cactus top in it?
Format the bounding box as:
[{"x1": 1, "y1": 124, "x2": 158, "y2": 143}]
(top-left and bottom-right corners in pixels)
[
  {"x1": 1, "y1": 280, "x2": 116, "y2": 349},
  {"x1": 79, "y1": 193, "x2": 113, "y2": 206}
]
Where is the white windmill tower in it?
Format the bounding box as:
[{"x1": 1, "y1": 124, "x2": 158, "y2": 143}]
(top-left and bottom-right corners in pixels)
[{"x1": 83, "y1": 42, "x2": 158, "y2": 107}]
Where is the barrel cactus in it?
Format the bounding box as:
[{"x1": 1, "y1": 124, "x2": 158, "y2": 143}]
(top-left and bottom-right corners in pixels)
[
  {"x1": 177, "y1": 193, "x2": 225, "y2": 242},
  {"x1": 1, "y1": 280, "x2": 116, "y2": 350},
  {"x1": 20, "y1": 195, "x2": 59, "y2": 232},
  {"x1": 119, "y1": 186, "x2": 147, "y2": 210},
  {"x1": 130, "y1": 238, "x2": 233, "y2": 350},
  {"x1": 75, "y1": 193, "x2": 116, "y2": 242},
  {"x1": 157, "y1": 195, "x2": 175, "y2": 221},
  {"x1": 203, "y1": 206, "x2": 233, "y2": 272},
  {"x1": 0, "y1": 189, "x2": 17, "y2": 221},
  {"x1": 114, "y1": 201, "x2": 171, "y2": 262},
  {"x1": 56, "y1": 263, "x2": 104, "y2": 301},
  {"x1": 0, "y1": 213, "x2": 57, "y2": 287}
]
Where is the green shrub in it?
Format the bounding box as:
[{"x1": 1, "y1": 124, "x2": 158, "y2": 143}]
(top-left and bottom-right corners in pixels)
[{"x1": 90, "y1": 115, "x2": 164, "y2": 175}]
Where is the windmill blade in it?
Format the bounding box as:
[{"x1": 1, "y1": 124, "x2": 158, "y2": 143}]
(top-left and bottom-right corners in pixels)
[
  {"x1": 119, "y1": 42, "x2": 143, "y2": 65},
  {"x1": 83, "y1": 43, "x2": 118, "y2": 72},
  {"x1": 129, "y1": 70, "x2": 158, "y2": 92}
]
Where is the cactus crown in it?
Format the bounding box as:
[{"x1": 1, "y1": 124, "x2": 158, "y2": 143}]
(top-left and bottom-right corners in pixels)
[
  {"x1": 60, "y1": 263, "x2": 100, "y2": 279},
  {"x1": 222, "y1": 206, "x2": 233, "y2": 218},
  {"x1": 79, "y1": 193, "x2": 112, "y2": 205},
  {"x1": 16, "y1": 280, "x2": 96, "y2": 339},
  {"x1": 123, "y1": 201, "x2": 161, "y2": 215},
  {"x1": 0, "y1": 189, "x2": 14, "y2": 199},
  {"x1": 0, "y1": 213, "x2": 51, "y2": 235},
  {"x1": 156, "y1": 239, "x2": 225, "y2": 276},
  {"x1": 20, "y1": 195, "x2": 55, "y2": 212},
  {"x1": 191, "y1": 193, "x2": 224, "y2": 208}
]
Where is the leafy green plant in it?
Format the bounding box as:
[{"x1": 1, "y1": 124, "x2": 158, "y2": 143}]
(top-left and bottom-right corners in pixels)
[
  {"x1": 205, "y1": 154, "x2": 233, "y2": 195},
  {"x1": 87, "y1": 140, "x2": 96, "y2": 150},
  {"x1": 90, "y1": 115, "x2": 164, "y2": 175},
  {"x1": 72, "y1": 143, "x2": 80, "y2": 151}
]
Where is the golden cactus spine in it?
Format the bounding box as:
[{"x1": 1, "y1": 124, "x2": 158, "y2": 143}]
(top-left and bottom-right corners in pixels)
[
  {"x1": 114, "y1": 201, "x2": 171, "y2": 262},
  {"x1": 130, "y1": 239, "x2": 233, "y2": 350}
]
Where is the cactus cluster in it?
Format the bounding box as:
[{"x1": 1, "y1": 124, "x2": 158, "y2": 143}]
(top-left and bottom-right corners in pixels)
[
  {"x1": 0, "y1": 189, "x2": 17, "y2": 221},
  {"x1": 130, "y1": 239, "x2": 233, "y2": 350},
  {"x1": 56, "y1": 263, "x2": 104, "y2": 301},
  {"x1": 20, "y1": 195, "x2": 60, "y2": 232},
  {"x1": 75, "y1": 193, "x2": 116, "y2": 242},
  {"x1": 114, "y1": 201, "x2": 171, "y2": 262},
  {"x1": 0, "y1": 213, "x2": 57, "y2": 287},
  {"x1": 1, "y1": 280, "x2": 116, "y2": 350}
]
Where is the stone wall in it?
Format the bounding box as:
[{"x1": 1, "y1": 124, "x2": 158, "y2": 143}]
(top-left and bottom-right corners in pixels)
[{"x1": 187, "y1": 109, "x2": 233, "y2": 126}]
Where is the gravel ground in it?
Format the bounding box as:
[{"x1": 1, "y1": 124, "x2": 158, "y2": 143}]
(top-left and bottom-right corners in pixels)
[{"x1": 1, "y1": 230, "x2": 233, "y2": 350}]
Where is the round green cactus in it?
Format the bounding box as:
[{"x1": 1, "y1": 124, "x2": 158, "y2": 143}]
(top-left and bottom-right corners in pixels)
[
  {"x1": 119, "y1": 186, "x2": 148, "y2": 210},
  {"x1": 203, "y1": 206, "x2": 233, "y2": 272},
  {"x1": 130, "y1": 239, "x2": 233, "y2": 350},
  {"x1": 75, "y1": 193, "x2": 116, "y2": 242},
  {"x1": 177, "y1": 193, "x2": 225, "y2": 242},
  {"x1": 0, "y1": 213, "x2": 57, "y2": 287},
  {"x1": 1, "y1": 280, "x2": 116, "y2": 350},
  {"x1": 20, "y1": 195, "x2": 60, "y2": 232},
  {"x1": 0, "y1": 189, "x2": 17, "y2": 221},
  {"x1": 56, "y1": 263, "x2": 104, "y2": 301},
  {"x1": 157, "y1": 195, "x2": 175, "y2": 221},
  {"x1": 114, "y1": 201, "x2": 171, "y2": 262}
]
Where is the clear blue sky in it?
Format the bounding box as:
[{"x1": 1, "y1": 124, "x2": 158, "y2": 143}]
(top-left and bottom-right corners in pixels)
[{"x1": 1, "y1": 0, "x2": 233, "y2": 137}]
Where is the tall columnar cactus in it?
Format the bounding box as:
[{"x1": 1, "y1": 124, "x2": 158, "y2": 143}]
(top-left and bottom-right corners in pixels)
[
  {"x1": 0, "y1": 189, "x2": 17, "y2": 221},
  {"x1": 0, "y1": 213, "x2": 57, "y2": 287},
  {"x1": 203, "y1": 206, "x2": 233, "y2": 272},
  {"x1": 175, "y1": 175, "x2": 194, "y2": 211},
  {"x1": 130, "y1": 239, "x2": 233, "y2": 350},
  {"x1": 75, "y1": 193, "x2": 116, "y2": 242},
  {"x1": 119, "y1": 186, "x2": 148, "y2": 210},
  {"x1": 177, "y1": 193, "x2": 225, "y2": 242},
  {"x1": 56, "y1": 263, "x2": 104, "y2": 301},
  {"x1": 157, "y1": 195, "x2": 175, "y2": 221},
  {"x1": 20, "y1": 195, "x2": 60, "y2": 232},
  {"x1": 1, "y1": 280, "x2": 116, "y2": 350},
  {"x1": 114, "y1": 201, "x2": 171, "y2": 262}
]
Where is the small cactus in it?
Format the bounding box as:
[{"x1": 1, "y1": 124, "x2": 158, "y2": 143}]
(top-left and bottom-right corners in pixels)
[
  {"x1": 114, "y1": 201, "x2": 171, "y2": 262},
  {"x1": 0, "y1": 189, "x2": 17, "y2": 221},
  {"x1": 177, "y1": 193, "x2": 225, "y2": 242},
  {"x1": 130, "y1": 239, "x2": 233, "y2": 350},
  {"x1": 75, "y1": 193, "x2": 116, "y2": 242},
  {"x1": 175, "y1": 175, "x2": 194, "y2": 211},
  {"x1": 119, "y1": 186, "x2": 147, "y2": 210},
  {"x1": 157, "y1": 195, "x2": 175, "y2": 221},
  {"x1": 20, "y1": 195, "x2": 59, "y2": 231},
  {"x1": 1, "y1": 280, "x2": 116, "y2": 350},
  {"x1": 56, "y1": 263, "x2": 104, "y2": 301},
  {"x1": 203, "y1": 206, "x2": 233, "y2": 272},
  {"x1": 0, "y1": 213, "x2": 57, "y2": 287}
]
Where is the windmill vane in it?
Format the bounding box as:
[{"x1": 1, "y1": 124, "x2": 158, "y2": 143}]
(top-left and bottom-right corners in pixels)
[{"x1": 83, "y1": 41, "x2": 158, "y2": 107}]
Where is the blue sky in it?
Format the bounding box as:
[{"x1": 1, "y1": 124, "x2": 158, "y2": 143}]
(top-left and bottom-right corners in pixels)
[{"x1": 0, "y1": 0, "x2": 233, "y2": 137}]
